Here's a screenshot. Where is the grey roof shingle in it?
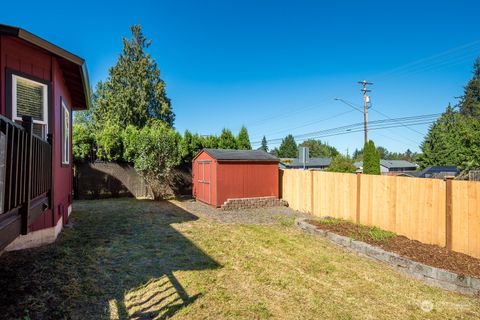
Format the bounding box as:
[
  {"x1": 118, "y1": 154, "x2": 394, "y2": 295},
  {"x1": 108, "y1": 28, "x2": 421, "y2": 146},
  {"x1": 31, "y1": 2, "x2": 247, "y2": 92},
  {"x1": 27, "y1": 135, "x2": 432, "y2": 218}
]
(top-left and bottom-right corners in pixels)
[
  {"x1": 280, "y1": 157, "x2": 331, "y2": 168},
  {"x1": 380, "y1": 160, "x2": 417, "y2": 169},
  {"x1": 354, "y1": 160, "x2": 417, "y2": 169},
  {"x1": 201, "y1": 149, "x2": 278, "y2": 161}
]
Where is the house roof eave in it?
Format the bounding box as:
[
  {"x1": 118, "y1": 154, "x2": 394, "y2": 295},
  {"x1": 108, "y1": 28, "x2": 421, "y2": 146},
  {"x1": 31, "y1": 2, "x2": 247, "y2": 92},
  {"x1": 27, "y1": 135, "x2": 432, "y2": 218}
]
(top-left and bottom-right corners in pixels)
[{"x1": 0, "y1": 24, "x2": 91, "y2": 110}]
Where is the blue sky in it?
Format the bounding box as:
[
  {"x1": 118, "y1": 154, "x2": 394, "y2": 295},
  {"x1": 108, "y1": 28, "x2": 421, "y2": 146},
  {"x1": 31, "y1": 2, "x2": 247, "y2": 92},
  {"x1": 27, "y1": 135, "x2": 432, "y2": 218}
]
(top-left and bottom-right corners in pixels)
[{"x1": 2, "y1": 0, "x2": 479, "y2": 153}]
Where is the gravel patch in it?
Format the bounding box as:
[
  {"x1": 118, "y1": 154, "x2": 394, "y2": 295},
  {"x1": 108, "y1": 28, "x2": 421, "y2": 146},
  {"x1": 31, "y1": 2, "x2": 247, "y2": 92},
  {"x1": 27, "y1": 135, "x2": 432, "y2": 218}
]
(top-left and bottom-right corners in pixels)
[{"x1": 173, "y1": 199, "x2": 310, "y2": 224}]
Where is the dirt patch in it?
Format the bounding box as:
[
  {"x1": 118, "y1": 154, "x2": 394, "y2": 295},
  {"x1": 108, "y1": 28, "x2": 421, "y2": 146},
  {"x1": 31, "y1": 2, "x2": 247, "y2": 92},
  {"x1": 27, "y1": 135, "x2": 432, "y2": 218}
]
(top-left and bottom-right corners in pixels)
[
  {"x1": 307, "y1": 219, "x2": 480, "y2": 279},
  {"x1": 175, "y1": 198, "x2": 308, "y2": 225}
]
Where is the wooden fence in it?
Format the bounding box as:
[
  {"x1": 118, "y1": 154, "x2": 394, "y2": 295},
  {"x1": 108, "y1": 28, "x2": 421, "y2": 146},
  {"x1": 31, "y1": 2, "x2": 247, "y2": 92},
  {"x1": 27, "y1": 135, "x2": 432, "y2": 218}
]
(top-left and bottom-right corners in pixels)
[{"x1": 280, "y1": 169, "x2": 480, "y2": 259}]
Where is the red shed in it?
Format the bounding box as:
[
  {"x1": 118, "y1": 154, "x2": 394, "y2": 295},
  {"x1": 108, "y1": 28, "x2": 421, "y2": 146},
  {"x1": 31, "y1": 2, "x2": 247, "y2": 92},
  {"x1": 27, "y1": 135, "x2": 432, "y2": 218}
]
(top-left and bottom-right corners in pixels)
[{"x1": 192, "y1": 149, "x2": 279, "y2": 207}]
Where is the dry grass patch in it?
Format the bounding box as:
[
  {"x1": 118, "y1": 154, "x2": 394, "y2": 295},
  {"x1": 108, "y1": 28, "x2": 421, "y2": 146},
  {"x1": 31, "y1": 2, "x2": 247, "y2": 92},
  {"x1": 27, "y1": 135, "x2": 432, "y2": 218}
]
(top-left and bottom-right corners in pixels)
[{"x1": 0, "y1": 198, "x2": 479, "y2": 319}]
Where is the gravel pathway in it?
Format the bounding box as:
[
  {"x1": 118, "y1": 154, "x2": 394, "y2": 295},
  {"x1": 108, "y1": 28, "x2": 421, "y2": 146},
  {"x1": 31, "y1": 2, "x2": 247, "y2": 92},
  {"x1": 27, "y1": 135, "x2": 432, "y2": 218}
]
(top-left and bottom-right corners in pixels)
[{"x1": 172, "y1": 199, "x2": 310, "y2": 224}]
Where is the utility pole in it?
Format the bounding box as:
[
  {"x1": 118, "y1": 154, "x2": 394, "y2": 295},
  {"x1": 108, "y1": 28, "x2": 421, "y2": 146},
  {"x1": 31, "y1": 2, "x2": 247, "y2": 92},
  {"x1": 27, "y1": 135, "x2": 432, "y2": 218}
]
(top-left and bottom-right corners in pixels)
[{"x1": 358, "y1": 80, "x2": 373, "y2": 145}]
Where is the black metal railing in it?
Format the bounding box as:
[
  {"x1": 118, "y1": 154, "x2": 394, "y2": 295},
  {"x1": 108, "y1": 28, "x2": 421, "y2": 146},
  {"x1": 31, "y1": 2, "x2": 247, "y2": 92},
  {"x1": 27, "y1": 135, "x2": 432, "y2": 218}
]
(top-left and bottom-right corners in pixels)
[{"x1": 0, "y1": 115, "x2": 51, "y2": 242}]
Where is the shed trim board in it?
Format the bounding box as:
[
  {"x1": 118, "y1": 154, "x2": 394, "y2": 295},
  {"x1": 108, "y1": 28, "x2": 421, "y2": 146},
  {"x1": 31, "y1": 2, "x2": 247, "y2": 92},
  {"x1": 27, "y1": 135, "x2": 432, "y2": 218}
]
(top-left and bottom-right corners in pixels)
[{"x1": 196, "y1": 160, "x2": 212, "y2": 205}]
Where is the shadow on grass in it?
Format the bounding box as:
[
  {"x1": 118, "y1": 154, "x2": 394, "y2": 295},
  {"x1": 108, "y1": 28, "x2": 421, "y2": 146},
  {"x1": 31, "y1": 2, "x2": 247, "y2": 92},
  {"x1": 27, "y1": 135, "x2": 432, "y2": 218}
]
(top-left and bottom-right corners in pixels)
[{"x1": 0, "y1": 198, "x2": 219, "y2": 319}]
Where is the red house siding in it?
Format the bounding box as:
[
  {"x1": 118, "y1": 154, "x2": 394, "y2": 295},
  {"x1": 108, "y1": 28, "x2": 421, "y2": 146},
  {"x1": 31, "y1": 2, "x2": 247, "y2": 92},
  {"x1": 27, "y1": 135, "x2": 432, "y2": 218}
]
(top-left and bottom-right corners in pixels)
[
  {"x1": 0, "y1": 35, "x2": 73, "y2": 232},
  {"x1": 192, "y1": 150, "x2": 279, "y2": 207}
]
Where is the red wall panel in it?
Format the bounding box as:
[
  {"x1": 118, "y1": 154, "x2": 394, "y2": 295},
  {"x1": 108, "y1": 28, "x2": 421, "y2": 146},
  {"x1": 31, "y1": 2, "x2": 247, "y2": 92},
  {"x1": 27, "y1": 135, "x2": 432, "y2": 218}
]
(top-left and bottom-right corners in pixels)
[
  {"x1": 0, "y1": 36, "x2": 73, "y2": 232},
  {"x1": 216, "y1": 162, "x2": 278, "y2": 207}
]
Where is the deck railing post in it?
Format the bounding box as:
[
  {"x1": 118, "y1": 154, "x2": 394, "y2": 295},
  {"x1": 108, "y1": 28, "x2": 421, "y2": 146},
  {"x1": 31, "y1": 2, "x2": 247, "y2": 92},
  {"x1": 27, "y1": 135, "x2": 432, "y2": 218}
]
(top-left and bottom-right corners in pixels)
[
  {"x1": 47, "y1": 133, "x2": 53, "y2": 210},
  {"x1": 445, "y1": 176, "x2": 454, "y2": 250},
  {"x1": 20, "y1": 115, "x2": 33, "y2": 235}
]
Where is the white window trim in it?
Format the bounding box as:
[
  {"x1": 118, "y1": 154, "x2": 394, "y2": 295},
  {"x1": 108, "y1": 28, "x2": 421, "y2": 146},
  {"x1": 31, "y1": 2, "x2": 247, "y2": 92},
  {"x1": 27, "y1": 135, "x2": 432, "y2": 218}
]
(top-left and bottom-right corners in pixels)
[
  {"x1": 11, "y1": 74, "x2": 49, "y2": 137},
  {"x1": 62, "y1": 101, "x2": 70, "y2": 165}
]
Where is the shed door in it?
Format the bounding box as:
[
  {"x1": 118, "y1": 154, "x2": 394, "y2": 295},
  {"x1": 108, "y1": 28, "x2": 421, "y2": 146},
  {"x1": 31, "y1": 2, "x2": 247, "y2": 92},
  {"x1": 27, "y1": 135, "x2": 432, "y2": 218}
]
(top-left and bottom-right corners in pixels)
[{"x1": 197, "y1": 161, "x2": 212, "y2": 204}]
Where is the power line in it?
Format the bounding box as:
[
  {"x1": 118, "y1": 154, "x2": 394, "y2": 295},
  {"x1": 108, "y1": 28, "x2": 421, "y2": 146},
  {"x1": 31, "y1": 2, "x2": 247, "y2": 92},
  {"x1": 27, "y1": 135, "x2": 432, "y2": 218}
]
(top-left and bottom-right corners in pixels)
[
  {"x1": 253, "y1": 109, "x2": 355, "y2": 139},
  {"x1": 252, "y1": 121, "x2": 435, "y2": 147},
  {"x1": 251, "y1": 113, "x2": 439, "y2": 145},
  {"x1": 335, "y1": 98, "x2": 427, "y2": 136},
  {"x1": 370, "y1": 40, "x2": 480, "y2": 81}
]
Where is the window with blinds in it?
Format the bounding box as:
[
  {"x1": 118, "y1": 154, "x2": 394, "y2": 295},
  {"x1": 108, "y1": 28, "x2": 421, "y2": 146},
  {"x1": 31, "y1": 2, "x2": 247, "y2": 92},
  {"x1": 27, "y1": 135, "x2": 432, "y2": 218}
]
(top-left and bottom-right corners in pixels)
[
  {"x1": 62, "y1": 102, "x2": 70, "y2": 165},
  {"x1": 12, "y1": 75, "x2": 48, "y2": 139}
]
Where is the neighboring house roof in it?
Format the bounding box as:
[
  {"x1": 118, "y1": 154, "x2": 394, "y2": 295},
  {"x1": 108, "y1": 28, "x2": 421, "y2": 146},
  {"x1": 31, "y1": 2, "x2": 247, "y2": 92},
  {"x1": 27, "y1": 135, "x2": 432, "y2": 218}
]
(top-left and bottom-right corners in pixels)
[
  {"x1": 389, "y1": 166, "x2": 460, "y2": 178},
  {"x1": 280, "y1": 157, "x2": 332, "y2": 168},
  {"x1": 0, "y1": 24, "x2": 91, "y2": 110},
  {"x1": 380, "y1": 160, "x2": 417, "y2": 169},
  {"x1": 354, "y1": 160, "x2": 417, "y2": 169},
  {"x1": 417, "y1": 166, "x2": 459, "y2": 178},
  {"x1": 199, "y1": 149, "x2": 279, "y2": 162}
]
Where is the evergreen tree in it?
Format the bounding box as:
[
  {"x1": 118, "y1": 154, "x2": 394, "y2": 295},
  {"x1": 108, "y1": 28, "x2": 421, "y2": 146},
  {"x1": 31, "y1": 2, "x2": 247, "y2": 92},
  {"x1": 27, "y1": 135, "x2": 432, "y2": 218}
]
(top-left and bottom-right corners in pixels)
[
  {"x1": 376, "y1": 146, "x2": 388, "y2": 159},
  {"x1": 299, "y1": 139, "x2": 339, "y2": 158},
  {"x1": 460, "y1": 57, "x2": 480, "y2": 118},
  {"x1": 352, "y1": 148, "x2": 362, "y2": 161},
  {"x1": 278, "y1": 134, "x2": 298, "y2": 158},
  {"x1": 363, "y1": 140, "x2": 380, "y2": 175},
  {"x1": 260, "y1": 136, "x2": 269, "y2": 152},
  {"x1": 236, "y1": 126, "x2": 252, "y2": 150},
  {"x1": 269, "y1": 147, "x2": 279, "y2": 157},
  {"x1": 218, "y1": 129, "x2": 237, "y2": 149},
  {"x1": 418, "y1": 105, "x2": 480, "y2": 169},
  {"x1": 203, "y1": 135, "x2": 219, "y2": 149},
  {"x1": 179, "y1": 130, "x2": 204, "y2": 164},
  {"x1": 405, "y1": 149, "x2": 413, "y2": 161},
  {"x1": 93, "y1": 25, "x2": 174, "y2": 130}
]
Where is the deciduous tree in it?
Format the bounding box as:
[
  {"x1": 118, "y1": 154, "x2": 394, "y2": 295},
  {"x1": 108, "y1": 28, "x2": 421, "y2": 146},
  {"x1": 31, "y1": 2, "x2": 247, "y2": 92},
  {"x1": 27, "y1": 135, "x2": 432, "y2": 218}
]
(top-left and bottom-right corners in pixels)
[
  {"x1": 327, "y1": 155, "x2": 357, "y2": 173},
  {"x1": 299, "y1": 139, "x2": 339, "y2": 158}
]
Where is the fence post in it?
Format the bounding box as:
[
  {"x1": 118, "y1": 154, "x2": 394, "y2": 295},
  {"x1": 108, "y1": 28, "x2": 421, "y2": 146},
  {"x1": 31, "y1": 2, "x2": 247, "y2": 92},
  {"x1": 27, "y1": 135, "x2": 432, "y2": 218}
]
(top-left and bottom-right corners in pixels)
[
  {"x1": 310, "y1": 170, "x2": 314, "y2": 215},
  {"x1": 356, "y1": 172, "x2": 361, "y2": 223},
  {"x1": 20, "y1": 115, "x2": 33, "y2": 235},
  {"x1": 445, "y1": 176, "x2": 454, "y2": 250}
]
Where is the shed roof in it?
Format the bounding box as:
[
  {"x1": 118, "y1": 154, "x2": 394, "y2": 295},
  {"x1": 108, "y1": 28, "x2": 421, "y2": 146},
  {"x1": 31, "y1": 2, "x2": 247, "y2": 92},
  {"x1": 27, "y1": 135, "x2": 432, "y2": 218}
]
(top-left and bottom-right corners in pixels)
[
  {"x1": 0, "y1": 24, "x2": 91, "y2": 110},
  {"x1": 199, "y1": 149, "x2": 278, "y2": 162}
]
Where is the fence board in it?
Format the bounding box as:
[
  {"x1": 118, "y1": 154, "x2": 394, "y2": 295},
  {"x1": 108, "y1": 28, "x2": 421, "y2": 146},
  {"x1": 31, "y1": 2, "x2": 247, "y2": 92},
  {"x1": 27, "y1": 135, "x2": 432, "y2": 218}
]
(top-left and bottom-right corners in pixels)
[
  {"x1": 281, "y1": 170, "x2": 466, "y2": 256},
  {"x1": 312, "y1": 171, "x2": 356, "y2": 221},
  {"x1": 451, "y1": 181, "x2": 480, "y2": 258},
  {"x1": 281, "y1": 169, "x2": 312, "y2": 213}
]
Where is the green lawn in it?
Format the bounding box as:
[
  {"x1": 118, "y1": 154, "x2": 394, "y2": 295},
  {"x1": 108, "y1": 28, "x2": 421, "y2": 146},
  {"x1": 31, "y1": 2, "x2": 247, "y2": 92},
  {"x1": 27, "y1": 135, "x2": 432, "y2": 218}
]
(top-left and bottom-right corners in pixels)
[{"x1": 0, "y1": 198, "x2": 479, "y2": 319}]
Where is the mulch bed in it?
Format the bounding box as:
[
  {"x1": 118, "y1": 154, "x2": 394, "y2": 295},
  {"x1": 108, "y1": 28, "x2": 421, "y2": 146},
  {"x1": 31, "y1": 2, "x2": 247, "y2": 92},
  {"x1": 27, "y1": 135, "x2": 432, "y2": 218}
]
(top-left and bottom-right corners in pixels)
[{"x1": 307, "y1": 219, "x2": 480, "y2": 279}]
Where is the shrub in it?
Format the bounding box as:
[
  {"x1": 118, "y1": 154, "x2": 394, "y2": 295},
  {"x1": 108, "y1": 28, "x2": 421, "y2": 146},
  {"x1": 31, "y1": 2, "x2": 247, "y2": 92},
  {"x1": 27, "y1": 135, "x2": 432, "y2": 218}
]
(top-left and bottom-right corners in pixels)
[
  {"x1": 327, "y1": 155, "x2": 357, "y2": 173},
  {"x1": 72, "y1": 123, "x2": 94, "y2": 161},
  {"x1": 95, "y1": 120, "x2": 123, "y2": 161},
  {"x1": 129, "y1": 120, "x2": 181, "y2": 198}
]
